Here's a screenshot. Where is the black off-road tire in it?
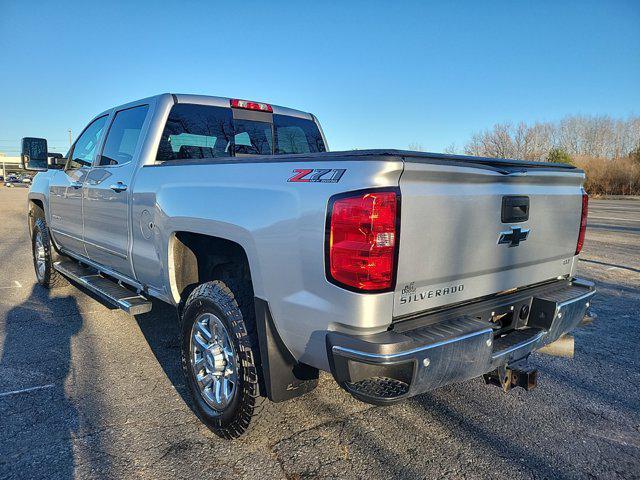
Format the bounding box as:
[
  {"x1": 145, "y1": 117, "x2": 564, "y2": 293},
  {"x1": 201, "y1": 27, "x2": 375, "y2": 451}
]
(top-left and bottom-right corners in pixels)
[
  {"x1": 32, "y1": 217, "x2": 68, "y2": 289},
  {"x1": 181, "y1": 280, "x2": 266, "y2": 439}
]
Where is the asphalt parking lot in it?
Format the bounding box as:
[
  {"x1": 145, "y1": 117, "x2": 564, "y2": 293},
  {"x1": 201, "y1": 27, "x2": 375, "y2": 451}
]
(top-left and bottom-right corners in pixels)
[{"x1": 1, "y1": 188, "x2": 638, "y2": 480}]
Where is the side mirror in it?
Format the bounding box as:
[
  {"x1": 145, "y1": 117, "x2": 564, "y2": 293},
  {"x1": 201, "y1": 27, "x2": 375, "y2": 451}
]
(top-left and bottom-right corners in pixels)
[{"x1": 21, "y1": 137, "x2": 49, "y2": 171}]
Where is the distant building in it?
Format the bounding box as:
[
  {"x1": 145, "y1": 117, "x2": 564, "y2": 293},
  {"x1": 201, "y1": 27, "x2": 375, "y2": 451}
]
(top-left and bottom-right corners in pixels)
[{"x1": 0, "y1": 153, "x2": 24, "y2": 177}]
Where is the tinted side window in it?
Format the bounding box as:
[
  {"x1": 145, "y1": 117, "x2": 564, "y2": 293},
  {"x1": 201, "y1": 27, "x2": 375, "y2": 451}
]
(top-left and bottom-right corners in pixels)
[
  {"x1": 274, "y1": 115, "x2": 326, "y2": 154},
  {"x1": 99, "y1": 105, "x2": 149, "y2": 166},
  {"x1": 67, "y1": 116, "x2": 108, "y2": 169},
  {"x1": 157, "y1": 104, "x2": 233, "y2": 161}
]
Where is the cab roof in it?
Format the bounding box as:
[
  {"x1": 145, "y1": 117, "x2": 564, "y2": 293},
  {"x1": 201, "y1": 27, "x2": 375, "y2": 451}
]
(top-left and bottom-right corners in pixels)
[{"x1": 98, "y1": 93, "x2": 314, "y2": 120}]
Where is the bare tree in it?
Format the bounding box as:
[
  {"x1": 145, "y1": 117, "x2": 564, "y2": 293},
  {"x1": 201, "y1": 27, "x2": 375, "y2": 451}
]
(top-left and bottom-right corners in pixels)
[
  {"x1": 443, "y1": 142, "x2": 459, "y2": 154},
  {"x1": 462, "y1": 114, "x2": 640, "y2": 160}
]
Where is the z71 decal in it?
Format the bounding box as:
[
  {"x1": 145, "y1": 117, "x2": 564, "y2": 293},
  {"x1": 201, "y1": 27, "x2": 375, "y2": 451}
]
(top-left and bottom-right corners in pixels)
[{"x1": 288, "y1": 168, "x2": 346, "y2": 183}]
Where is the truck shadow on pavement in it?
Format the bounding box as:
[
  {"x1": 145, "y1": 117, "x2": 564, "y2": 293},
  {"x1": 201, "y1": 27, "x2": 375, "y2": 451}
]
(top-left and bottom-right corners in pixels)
[
  {"x1": 134, "y1": 300, "x2": 190, "y2": 404},
  {"x1": 0, "y1": 285, "x2": 95, "y2": 479}
]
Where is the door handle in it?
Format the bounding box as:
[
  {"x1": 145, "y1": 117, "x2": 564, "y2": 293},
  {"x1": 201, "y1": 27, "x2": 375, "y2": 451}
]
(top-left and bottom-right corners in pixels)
[
  {"x1": 109, "y1": 182, "x2": 128, "y2": 193},
  {"x1": 501, "y1": 196, "x2": 529, "y2": 223}
]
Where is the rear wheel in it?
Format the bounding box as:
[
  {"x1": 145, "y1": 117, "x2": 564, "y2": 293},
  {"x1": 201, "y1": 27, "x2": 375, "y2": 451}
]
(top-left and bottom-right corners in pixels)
[
  {"x1": 31, "y1": 217, "x2": 68, "y2": 288},
  {"x1": 181, "y1": 280, "x2": 265, "y2": 439}
]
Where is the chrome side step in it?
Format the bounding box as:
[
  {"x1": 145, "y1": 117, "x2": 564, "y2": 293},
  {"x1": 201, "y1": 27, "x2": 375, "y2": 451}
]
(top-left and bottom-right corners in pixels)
[{"x1": 54, "y1": 260, "x2": 152, "y2": 315}]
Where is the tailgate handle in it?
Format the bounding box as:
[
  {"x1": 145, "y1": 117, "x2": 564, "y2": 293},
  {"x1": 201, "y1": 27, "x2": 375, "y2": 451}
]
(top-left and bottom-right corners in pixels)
[{"x1": 501, "y1": 196, "x2": 529, "y2": 223}]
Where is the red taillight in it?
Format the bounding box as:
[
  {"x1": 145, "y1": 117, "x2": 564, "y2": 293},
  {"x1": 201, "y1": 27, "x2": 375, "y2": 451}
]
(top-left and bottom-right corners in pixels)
[
  {"x1": 575, "y1": 192, "x2": 588, "y2": 255},
  {"x1": 230, "y1": 98, "x2": 273, "y2": 113},
  {"x1": 327, "y1": 190, "x2": 399, "y2": 292}
]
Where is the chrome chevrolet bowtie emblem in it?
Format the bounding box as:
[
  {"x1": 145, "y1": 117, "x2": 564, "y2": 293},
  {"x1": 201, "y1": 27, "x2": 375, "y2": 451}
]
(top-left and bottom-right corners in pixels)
[{"x1": 498, "y1": 226, "x2": 530, "y2": 247}]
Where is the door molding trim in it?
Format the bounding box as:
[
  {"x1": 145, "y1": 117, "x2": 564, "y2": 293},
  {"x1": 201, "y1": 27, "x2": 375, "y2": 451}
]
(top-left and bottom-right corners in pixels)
[
  {"x1": 50, "y1": 228, "x2": 83, "y2": 243},
  {"x1": 84, "y1": 238, "x2": 128, "y2": 259},
  {"x1": 52, "y1": 228, "x2": 128, "y2": 259}
]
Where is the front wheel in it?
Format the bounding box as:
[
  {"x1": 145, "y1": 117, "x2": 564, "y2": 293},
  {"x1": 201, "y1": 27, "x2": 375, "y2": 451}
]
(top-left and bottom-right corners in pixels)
[
  {"x1": 31, "y1": 217, "x2": 68, "y2": 288},
  {"x1": 181, "y1": 280, "x2": 265, "y2": 439}
]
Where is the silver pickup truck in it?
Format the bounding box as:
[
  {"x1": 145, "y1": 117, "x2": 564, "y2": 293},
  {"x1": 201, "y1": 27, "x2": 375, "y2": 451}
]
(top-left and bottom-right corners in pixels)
[{"x1": 22, "y1": 93, "x2": 594, "y2": 438}]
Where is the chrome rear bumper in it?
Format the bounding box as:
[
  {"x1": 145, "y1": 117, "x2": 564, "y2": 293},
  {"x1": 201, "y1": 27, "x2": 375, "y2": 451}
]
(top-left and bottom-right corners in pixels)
[{"x1": 327, "y1": 278, "x2": 595, "y2": 405}]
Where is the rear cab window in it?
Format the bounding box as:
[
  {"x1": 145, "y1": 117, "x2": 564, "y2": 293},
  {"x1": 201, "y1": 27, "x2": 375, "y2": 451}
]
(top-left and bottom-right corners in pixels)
[
  {"x1": 156, "y1": 103, "x2": 326, "y2": 161},
  {"x1": 273, "y1": 115, "x2": 326, "y2": 154},
  {"x1": 232, "y1": 119, "x2": 273, "y2": 156}
]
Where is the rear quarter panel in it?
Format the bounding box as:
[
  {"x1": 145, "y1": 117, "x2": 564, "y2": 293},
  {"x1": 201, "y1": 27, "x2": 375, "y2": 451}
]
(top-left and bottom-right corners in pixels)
[{"x1": 131, "y1": 158, "x2": 403, "y2": 370}]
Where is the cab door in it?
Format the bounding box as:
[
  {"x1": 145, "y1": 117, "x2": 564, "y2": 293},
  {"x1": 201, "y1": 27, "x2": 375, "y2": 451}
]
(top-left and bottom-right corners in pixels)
[
  {"x1": 83, "y1": 104, "x2": 149, "y2": 279},
  {"x1": 48, "y1": 115, "x2": 109, "y2": 255}
]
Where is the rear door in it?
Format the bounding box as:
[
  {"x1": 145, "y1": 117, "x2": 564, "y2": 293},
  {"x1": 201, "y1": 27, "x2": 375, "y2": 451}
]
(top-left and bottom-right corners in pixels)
[
  {"x1": 83, "y1": 104, "x2": 149, "y2": 278},
  {"x1": 394, "y1": 160, "x2": 585, "y2": 318}
]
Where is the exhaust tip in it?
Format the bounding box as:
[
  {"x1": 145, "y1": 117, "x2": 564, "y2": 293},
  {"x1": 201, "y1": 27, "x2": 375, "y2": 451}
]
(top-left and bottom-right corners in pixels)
[{"x1": 537, "y1": 335, "x2": 574, "y2": 358}]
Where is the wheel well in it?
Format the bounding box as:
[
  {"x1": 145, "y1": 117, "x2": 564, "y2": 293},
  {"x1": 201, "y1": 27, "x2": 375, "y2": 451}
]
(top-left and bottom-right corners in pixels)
[
  {"x1": 28, "y1": 199, "x2": 45, "y2": 234},
  {"x1": 170, "y1": 231, "x2": 253, "y2": 305},
  {"x1": 170, "y1": 231, "x2": 319, "y2": 402}
]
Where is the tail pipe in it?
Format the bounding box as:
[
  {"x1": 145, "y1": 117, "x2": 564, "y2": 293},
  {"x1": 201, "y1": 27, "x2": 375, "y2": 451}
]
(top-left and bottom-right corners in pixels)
[{"x1": 537, "y1": 334, "x2": 575, "y2": 358}]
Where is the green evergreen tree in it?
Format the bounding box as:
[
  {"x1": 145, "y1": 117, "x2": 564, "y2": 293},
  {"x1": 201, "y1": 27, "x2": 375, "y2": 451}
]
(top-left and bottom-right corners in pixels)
[{"x1": 547, "y1": 148, "x2": 573, "y2": 164}]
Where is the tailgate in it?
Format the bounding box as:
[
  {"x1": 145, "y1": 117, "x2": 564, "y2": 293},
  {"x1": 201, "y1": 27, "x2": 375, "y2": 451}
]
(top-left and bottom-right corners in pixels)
[{"x1": 394, "y1": 160, "x2": 585, "y2": 318}]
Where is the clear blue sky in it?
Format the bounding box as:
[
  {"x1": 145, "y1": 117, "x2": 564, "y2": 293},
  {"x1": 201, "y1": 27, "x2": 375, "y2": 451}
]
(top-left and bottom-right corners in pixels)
[{"x1": 1, "y1": 0, "x2": 638, "y2": 155}]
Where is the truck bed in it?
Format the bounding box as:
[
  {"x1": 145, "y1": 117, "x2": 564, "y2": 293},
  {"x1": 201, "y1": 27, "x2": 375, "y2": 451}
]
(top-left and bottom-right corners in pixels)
[{"x1": 152, "y1": 148, "x2": 579, "y2": 174}]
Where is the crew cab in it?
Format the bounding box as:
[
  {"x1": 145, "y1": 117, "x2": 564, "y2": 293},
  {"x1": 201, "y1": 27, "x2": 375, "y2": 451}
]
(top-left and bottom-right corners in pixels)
[{"x1": 22, "y1": 94, "x2": 594, "y2": 438}]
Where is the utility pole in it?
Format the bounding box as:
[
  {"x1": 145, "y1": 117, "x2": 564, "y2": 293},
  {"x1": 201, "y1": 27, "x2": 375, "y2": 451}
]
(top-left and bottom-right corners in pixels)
[{"x1": 68, "y1": 129, "x2": 73, "y2": 147}]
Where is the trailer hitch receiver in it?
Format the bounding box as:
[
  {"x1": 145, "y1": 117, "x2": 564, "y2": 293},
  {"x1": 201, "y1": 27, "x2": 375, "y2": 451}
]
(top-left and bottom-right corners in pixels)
[{"x1": 484, "y1": 363, "x2": 538, "y2": 393}]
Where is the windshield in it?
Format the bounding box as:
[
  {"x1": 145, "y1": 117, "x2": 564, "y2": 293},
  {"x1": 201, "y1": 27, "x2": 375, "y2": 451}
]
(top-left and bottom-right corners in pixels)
[{"x1": 156, "y1": 104, "x2": 326, "y2": 161}]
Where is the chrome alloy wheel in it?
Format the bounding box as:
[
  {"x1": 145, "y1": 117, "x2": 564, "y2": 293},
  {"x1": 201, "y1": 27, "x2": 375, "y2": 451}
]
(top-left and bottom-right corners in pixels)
[
  {"x1": 190, "y1": 312, "x2": 238, "y2": 411},
  {"x1": 34, "y1": 232, "x2": 46, "y2": 281}
]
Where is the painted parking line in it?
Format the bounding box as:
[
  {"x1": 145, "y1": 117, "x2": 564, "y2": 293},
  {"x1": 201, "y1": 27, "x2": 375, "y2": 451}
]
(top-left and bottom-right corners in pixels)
[
  {"x1": 0, "y1": 280, "x2": 23, "y2": 289},
  {"x1": 0, "y1": 384, "x2": 55, "y2": 398}
]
